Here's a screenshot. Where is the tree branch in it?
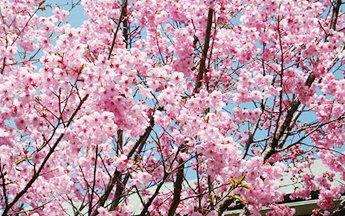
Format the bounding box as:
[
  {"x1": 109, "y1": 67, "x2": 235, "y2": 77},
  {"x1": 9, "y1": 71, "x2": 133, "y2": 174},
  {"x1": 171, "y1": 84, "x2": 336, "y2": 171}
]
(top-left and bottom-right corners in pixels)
[
  {"x1": 0, "y1": 162, "x2": 8, "y2": 207},
  {"x1": 128, "y1": 116, "x2": 155, "y2": 158},
  {"x1": 108, "y1": 0, "x2": 128, "y2": 60},
  {"x1": 89, "y1": 145, "x2": 99, "y2": 215},
  {"x1": 0, "y1": 57, "x2": 6, "y2": 74},
  {"x1": 262, "y1": 73, "x2": 315, "y2": 160},
  {"x1": 1, "y1": 93, "x2": 89, "y2": 216},
  {"x1": 167, "y1": 158, "x2": 184, "y2": 216},
  {"x1": 122, "y1": 0, "x2": 129, "y2": 48},
  {"x1": 330, "y1": 0, "x2": 342, "y2": 31},
  {"x1": 139, "y1": 173, "x2": 170, "y2": 216},
  {"x1": 218, "y1": 198, "x2": 233, "y2": 216},
  {"x1": 91, "y1": 170, "x2": 121, "y2": 216},
  {"x1": 92, "y1": 115, "x2": 154, "y2": 215},
  {"x1": 192, "y1": 8, "x2": 214, "y2": 96}
]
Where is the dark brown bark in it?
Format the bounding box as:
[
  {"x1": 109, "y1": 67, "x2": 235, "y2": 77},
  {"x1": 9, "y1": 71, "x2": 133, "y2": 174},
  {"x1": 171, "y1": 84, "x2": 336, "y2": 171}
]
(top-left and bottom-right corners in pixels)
[
  {"x1": 128, "y1": 116, "x2": 154, "y2": 158},
  {"x1": 122, "y1": 0, "x2": 129, "y2": 48},
  {"x1": 92, "y1": 116, "x2": 154, "y2": 215},
  {"x1": 218, "y1": 198, "x2": 233, "y2": 216},
  {"x1": 91, "y1": 171, "x2": 121, "y2": 216},
  {"x1": 167, "y1": 159, "x2": 184, "y2": 216},
  {"x1": 262, "y1": 74, "x2": 315, "y2": 160},
  {"x1": 89, "y1": 145, "x2": 99, "y2": 216},
  {"x1": 108, "y1": 0, "x2": 128, "y2": 60},
  {"x1": 330, "y1": 0, "x2": 342, "y2": 31},
  {"x1": 139, "y1": 173, "x2": 170, "y2": 216},
  {"x1": 192, "y1": 8, "x2": 214, "y2": 96}
]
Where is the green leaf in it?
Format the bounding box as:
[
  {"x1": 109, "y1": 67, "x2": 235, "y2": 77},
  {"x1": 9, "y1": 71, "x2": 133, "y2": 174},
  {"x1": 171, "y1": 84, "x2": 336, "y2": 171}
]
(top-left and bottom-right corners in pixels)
[
  {"x1": 229, "y1": 174, "x2": 246, "y2": 186},
  {"x1": 238, "y1": 175, "x2": 246, "y2": 183},
  {"x1": 209, "y1": 194, "x2": 214, "y2": 203},
  {"x1": 229, "y1": 177, "x2": 236, "y2": 186},
  {"x1": 241, "y1": 183, "x2": 251, "y2": 190},
  {"x1": 232, "y1": 195, "x2": 245, "y2": 204}
]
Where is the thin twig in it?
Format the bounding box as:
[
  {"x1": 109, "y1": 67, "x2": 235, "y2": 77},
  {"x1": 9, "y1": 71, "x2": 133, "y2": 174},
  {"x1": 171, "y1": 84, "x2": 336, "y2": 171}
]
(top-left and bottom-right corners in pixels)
[{"x1": 108, "y1": 0, "x2": 128, "y2": 60}]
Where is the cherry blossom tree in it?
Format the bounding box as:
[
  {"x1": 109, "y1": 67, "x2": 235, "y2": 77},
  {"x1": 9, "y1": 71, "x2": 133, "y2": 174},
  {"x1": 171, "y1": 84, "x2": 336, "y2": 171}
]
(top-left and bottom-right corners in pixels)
[{"x1": 1, "y1": 0, "x2": 345, "y2": 215}]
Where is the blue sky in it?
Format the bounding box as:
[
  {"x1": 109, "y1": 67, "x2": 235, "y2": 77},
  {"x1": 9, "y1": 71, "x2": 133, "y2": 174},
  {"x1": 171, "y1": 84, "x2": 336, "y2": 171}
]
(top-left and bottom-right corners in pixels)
[{"x1": 39, "y1": 0, "x2": 86, "y2": 26}]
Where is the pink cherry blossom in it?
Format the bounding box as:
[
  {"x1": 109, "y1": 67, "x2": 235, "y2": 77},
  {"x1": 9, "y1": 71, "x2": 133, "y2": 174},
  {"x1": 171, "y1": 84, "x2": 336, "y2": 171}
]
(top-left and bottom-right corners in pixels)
[{"x1": 1, "y1": 0, "x2": 345, "y2": 215}]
